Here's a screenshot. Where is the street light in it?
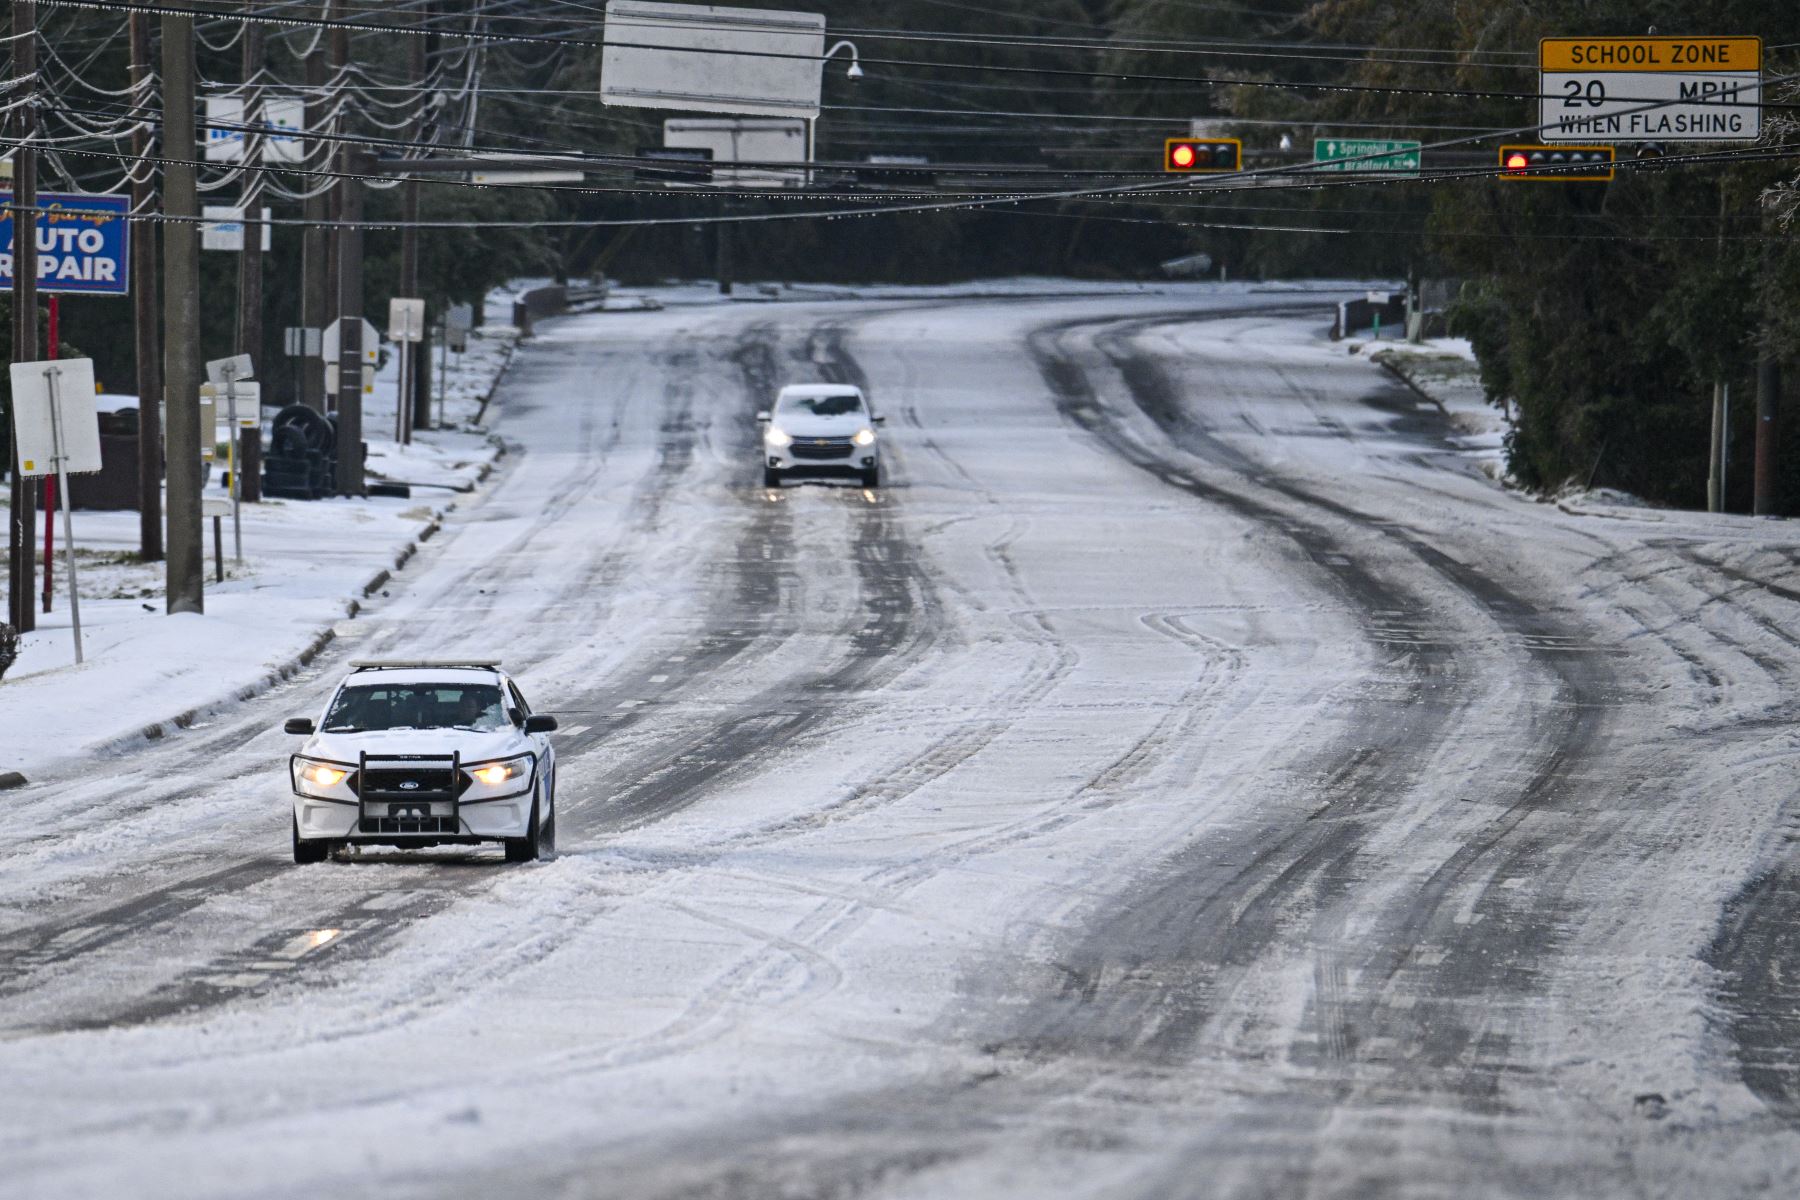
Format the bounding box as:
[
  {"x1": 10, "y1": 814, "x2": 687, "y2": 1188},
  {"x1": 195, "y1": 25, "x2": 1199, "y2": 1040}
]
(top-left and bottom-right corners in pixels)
[
  {"x1": 824, "y1": 39, "x2": 863, "y2": 80},
  {"x1": 810, "y1": 40, "x2": 863, "y2": 186}
]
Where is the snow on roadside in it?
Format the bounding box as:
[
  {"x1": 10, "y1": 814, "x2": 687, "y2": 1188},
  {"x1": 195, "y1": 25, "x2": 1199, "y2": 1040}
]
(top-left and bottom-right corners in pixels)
[
  {"x1": 0, "y1": 299, "x2": 522, "y2": 783},
  {"x1": 1363, "y1": 336, "x2": 1512, "y2": 483}
]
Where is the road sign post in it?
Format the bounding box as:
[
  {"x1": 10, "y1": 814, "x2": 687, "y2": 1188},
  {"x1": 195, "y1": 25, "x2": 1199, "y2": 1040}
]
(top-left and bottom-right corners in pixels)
[
  {"x1": 206, "y1": 355, "x2": 254, "y2": 563},
  {"x1": 1539, "y1": 36, "x2": 1761, "y2": 142},
  {"x1": 388, "y1": 298, "x2": 424, "y2": 445},
  {"x1": 9, "y1": 357, "x2": 100, "y2": 664}
]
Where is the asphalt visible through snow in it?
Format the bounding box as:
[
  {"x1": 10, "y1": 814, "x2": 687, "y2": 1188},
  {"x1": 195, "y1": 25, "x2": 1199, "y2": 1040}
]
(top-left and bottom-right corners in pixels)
[{"x1": 3, "y1": 289, "x2": 1800, "y2": 1199}]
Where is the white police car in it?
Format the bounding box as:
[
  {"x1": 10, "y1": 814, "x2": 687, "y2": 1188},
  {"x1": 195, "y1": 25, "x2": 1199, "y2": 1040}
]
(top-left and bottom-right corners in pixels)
[{"x1": 284, "y1": 660, "x2": 558, "y2": 863}]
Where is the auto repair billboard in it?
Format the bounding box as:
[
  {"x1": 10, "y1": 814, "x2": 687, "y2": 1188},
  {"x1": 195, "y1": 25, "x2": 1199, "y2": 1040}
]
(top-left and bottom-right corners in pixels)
[{"x1": 0, "y1": 192, "x2": 131, "y2": 296}]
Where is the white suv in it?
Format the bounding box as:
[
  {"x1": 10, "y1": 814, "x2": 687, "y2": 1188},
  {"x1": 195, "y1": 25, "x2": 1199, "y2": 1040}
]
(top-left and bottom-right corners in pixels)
[
  {"x1": 284, "y1": 660, "x2": 559, "y2": 863},
  {"x1": 758, "y1": 384, "x2": 886, "y2": 488}
]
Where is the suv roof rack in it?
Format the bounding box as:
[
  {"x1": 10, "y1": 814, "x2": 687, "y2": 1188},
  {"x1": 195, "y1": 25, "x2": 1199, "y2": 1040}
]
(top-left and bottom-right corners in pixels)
[{"x1": 348, "y1": 659, "x2": 502, "y2": 671}]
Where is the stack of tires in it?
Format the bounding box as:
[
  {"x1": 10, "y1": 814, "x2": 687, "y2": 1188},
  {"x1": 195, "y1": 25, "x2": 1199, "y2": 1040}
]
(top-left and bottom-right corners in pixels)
[{"x1": 262, "y1": 405, "x2": 336, "y2": 500}]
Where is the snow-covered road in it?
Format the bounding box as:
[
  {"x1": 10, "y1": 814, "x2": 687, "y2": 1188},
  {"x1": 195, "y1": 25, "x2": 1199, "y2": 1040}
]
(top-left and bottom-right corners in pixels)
[{"x1": 4, "y1": 287, "x2": 1800, "y2": 1198}]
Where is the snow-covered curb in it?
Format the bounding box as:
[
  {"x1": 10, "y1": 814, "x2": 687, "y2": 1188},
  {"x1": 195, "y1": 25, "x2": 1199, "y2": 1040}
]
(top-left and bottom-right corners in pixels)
[{"x1": 0, "y1": 297, "x2": 526, "y2": 784}]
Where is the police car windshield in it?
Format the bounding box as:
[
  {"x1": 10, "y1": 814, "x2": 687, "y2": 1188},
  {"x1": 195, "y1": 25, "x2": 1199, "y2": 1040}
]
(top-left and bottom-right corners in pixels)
[
  {"x1": 779, "y1": 393, "x2": 863, "y2": 418},
  {"x1": 323, "y1": 683, "x2": 509, "y2": 732}
]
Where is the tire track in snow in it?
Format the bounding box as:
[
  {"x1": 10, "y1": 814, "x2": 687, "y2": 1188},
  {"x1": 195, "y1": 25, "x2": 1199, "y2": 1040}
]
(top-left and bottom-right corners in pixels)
[{"x1": 1007, "y1": 310, "x2": 1633, "y2": 1124}]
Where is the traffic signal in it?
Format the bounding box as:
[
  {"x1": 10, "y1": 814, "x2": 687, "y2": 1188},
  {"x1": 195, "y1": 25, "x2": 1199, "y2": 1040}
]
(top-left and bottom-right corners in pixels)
[
  {"x1": 1497, "y1": 144, "x2": 1615, "y2": 182},
  {"x1": 1165, "y1": 138, "x2": 1241, "y2": 173}
]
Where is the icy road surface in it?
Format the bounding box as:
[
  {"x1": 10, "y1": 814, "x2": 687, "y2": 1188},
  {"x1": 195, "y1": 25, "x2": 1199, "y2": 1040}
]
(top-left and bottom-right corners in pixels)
[{"x1": 4, "y1": 290, "x2": 1800, "y2": 1199}]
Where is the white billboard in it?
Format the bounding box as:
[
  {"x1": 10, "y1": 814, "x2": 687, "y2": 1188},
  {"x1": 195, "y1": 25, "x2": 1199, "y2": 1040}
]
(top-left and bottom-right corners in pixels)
[
  {"x1": 200, "y1": 206, "x2": 273, "y2": 252},
  {"x1": 261, "y1": 95, "x2": 307, "y2": 163},
  {"x1": 602, "y1": 1, "x2": 826, "y2": 120},
  {"x1": 664, "y1": 117, "x2": 806, "y2": 188},
  {"x1": 204, "y1": 96, "x2": 246, "y2": 163}
]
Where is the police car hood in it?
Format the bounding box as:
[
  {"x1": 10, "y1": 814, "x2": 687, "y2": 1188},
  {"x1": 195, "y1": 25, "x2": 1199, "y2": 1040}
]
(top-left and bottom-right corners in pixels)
[{"x1": 303, "y1": 726, "x2": 529, "y2": 765}]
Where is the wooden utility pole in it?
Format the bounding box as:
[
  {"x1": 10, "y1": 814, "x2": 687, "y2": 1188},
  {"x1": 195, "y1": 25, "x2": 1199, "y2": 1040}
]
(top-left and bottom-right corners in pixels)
[
  {"x1": 1754, "y1": 200, "x2": 1782, "y2": 517},
  {"x1": 299, "y1": 1, "x2": 330, "y2": 411},
  {"x1": 236, "y1": 6, "x2": 265, "y2": 369},
  {"x1": 8, "y1": 0, "x2": 39, "y2": 634},
  {"x1": 130, "y1": 12, "x2": 163, "y2": 561},
  {"x1": 1754, "y1": 357, "x2": 1781, "y2": 515},
  {"x1": 401, "y1": 17, "x2": 427, "y2": 433},
  {"x1": 162, "y1": 13, "x2": 204, "y2": 614},
  {"x1": 329, "y1": 4, "x2": 364, "y2": 495}
]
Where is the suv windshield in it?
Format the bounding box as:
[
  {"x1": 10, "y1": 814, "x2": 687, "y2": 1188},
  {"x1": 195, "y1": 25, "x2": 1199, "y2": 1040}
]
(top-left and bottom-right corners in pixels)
[
  {"x1": 323, "y1": 682, "x2": 509, "y2": 733},
  {"x1": 779, "y1": 393, "x2": 864, "y2": 418}
]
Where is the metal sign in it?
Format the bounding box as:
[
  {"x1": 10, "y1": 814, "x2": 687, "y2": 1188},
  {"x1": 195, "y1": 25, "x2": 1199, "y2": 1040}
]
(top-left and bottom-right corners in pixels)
[
  {"x1": 9, "y1": 358, "x2": 99, "y2": 664},
  {"x1": 200, "y1": 205, "x2": 273, "y2": 252},
  {"x1": 446, "y1": 303, "x2": 474, "y2": 334},
  {"x1": 323, "y1": 364, "x2": 375, "y2": 395},
  {"x1": 261, "y1": 96, "x2": 306, "y2": 163},
  {"x1": 1313, "y1": 138, "x2": 1421, "y2": 174},
  {"x1": 322, "y1": 317, "x2": 381, "y2": 367},
  {"x1": 284, "y1": 326, "x2": 322, "y2": 357},
  {"x1": 206, "y1": 354, "x2": 255, "y2": 386},
  {"x1": 1539, "y1": 36, "x2": 1761, "y2": 142},
  {"x1": 10, "y1": 357, "x2": 100, "y2": 477},
  {"x1": 0, "y1": 193, "x2": 131, "y2": 296},
  {"x1": 203, "y1": 364, "x2": 257, "y2": 563},
  {"x1": 388, "y1": 298, "x2": 426, "y2": 342},
  {"x1": 204, "y1": 96, "x2": 246, "y2": 162},
  {"x1": 664, "y1": 117, "x2": 806, "y2": 188},
  {"x1": 601, "y1": 1, "x2": 827, "y2": 120},
  {"x1": 206, "y1": 94, "x2": 307, "y2": 163}
]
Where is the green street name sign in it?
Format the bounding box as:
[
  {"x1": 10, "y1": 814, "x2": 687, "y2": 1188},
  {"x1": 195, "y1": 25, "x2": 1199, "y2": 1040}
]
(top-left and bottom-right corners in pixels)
[{"x1": 1312, "y1": 138, "x2": 1422, "y2": 174}]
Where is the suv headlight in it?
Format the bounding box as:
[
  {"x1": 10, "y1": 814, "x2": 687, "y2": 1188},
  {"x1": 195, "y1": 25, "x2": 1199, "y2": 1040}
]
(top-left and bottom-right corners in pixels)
[
  {"x1": 462, "y1": 754, "x2": 535, "y2": 799},
  {"x1": 764, "y1": 426, "x2": 793, "y2": 448},
  {"x1": 852, "y1": 427, "x2": 877, "y2": 447},
  {"x1": 293, "y1": 756, "x2": 357, "y2": 800}
]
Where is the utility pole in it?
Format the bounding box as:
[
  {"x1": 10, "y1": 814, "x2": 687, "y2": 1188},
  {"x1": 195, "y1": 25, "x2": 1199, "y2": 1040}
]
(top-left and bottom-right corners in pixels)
[
  {"x1": 1708, "y1": 183, "x2": 1728, "y2": 514},
  {"x1": 163, "y1": 13, "x2": 204, "y2": 614},
  {"x1": 130, "y1": 12, "x2": 163, "y2": 561},
  {"x1": 1754, "y1": 199, "x2": 1782, "y2": 517},
  {"x1": 8, "y1": 0, "x2": 39, "y2": 635},
  {"x1": 236, "y1": 4, "x2": 265, "y2": 370},
  {"x1": 299, "y1": 1, "x2": 330, "y2": 411},
  {"x1": 1708, "y1": 381, "x2": 1727, "y2": 513},
  {"x1": 401, "y1": 16, "x2": 427, "y2": 433},
  {"x1": 330, "y1": 3, "x2": 364, "y2": 495},
  {"x1": 1754, "y1": 357, "x2": 1781, "y2": 516}
]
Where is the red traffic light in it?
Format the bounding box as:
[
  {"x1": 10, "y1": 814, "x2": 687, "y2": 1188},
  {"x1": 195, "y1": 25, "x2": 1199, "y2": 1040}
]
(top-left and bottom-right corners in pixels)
[
  {"x1": 1165, "y1": 138, "x2": 1241, "y2": 174},
  {"x1": 1496, "y1": 144, "x2": 1614, "y2": 182}
]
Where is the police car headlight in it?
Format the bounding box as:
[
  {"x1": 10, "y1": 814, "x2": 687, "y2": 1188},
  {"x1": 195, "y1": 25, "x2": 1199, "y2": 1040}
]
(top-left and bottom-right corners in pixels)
[
  {"x1": 852, "y1": 427, "x2": 877, "y2": 447},
  {"x1": 764, "y1": 426, "x2": 793, "y2": 448},
  {"x1": 463, "y1": 754, "x2": 534, "y2": 797},
  {"x1": 293, "y1": 757, "x2": 355, "y2": 798}
]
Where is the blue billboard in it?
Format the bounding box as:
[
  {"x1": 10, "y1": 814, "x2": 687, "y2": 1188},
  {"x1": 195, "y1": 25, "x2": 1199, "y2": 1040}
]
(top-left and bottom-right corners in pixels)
[{"x1": 0, "y1": 192, "x2": 132, "y2": 296}]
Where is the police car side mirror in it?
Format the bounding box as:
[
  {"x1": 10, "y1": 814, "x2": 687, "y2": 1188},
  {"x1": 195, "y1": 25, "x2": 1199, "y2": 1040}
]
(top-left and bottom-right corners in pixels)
[
  {"x1": 524, "y1": 715, "x2": 558, "y2": 734},
  {"x1": 284, "y1": 717, "x2": 315, "y2": 735}
]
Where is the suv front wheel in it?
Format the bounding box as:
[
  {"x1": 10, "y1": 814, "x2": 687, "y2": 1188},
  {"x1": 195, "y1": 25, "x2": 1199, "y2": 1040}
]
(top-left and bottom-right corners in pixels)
[
  {"x1": 505, "y1": 792, "x2": 548, "y2": 863},
  {"x1": 293, "y1": 815, "x2": 330, "y2": 864}
]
